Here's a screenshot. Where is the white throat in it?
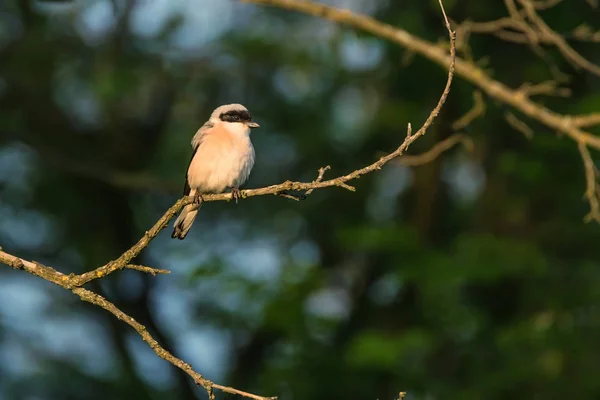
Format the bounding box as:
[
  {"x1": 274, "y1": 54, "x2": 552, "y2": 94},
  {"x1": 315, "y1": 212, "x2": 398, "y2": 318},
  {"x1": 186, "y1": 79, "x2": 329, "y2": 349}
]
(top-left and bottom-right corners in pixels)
[{"x1": 222, "y1": 121, "x2": 251, "y2": 138}]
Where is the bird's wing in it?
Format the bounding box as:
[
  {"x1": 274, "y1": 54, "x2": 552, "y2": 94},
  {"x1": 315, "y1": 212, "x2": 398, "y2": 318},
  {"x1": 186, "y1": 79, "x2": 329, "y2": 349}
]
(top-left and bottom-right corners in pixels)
[{"x1": 182, "y1": 121, "x2": 214, "y2": 196}]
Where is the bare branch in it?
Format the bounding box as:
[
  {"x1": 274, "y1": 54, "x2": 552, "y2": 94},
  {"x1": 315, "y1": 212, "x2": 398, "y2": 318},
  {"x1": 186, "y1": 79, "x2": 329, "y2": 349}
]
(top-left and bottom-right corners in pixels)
[
  {"x1": 67, "y1": 0, "x2": 457, "y2": 288},
  {"x1": 71, "y1": 288, "x2": 209, "y2": 389},
  {"x1": 3, "y1": 1, "x2": 457, "y2": 289},
  {"x1": 399, "y1": 134, "x2": 474, "y2": 167},
  {"x1": 505, "y1": 111, "x2": 535, "y2": 140},
  {"x1": 0, "y1": 250, "x2": 274, "y2": 400},
  {"x1": 572, "y1": 24, "x2": 600, "y2": 43},
  {"x1": 275, "y1": 191, "x2": 306, "y2": 201},
  {"x1": 304, "y1": 165, "x2": 331, "y2": 196},
  {"x1": 243, "y1": 0, "x2": 600, "y2": 151},
  {"x1": 0, "y1": 250, "x2": 71, "y2": 287},
  {"x1": 459, "y1": 0, "x2": 600, "y2": 76},
  {"x1": 531, "y1": 0, "x2": 563, "y2": 9},
  {"x1": 578, "y1": 142, "x2": 600, "y2": 223},
  {"x1": 571, "y1": 113, "x2": 600, "y2": 128},
  {"x1": 242, "y1": 0, "x2": 600, "y2": 224},
  {"x1": 452, "y1": 91, "x2": 486, "y2": 130},
  {"x1": 518, "y1": 0, "x2": 600, "y2": 76},
  {"x1": 516, "y1": 80, "x2": 572, "y2": 98},
  {"x1": 0, "y1": 2, "x2": 456, "y2": 399},
  {"x1": 68, "y1": 197, "x2": 194, "y2": 286},
  {"x1": 126, "y1": 264, "x2": 171, "y2": 275},
  {"x1": 72, "y1": 287, "x2": 277, "y2": 400}
]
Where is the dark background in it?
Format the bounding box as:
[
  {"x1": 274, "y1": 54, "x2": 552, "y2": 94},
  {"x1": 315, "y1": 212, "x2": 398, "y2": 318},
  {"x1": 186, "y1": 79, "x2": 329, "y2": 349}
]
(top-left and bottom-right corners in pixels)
[{"x1": 1, "y1": 0, "x2": 600, "y2": 399}]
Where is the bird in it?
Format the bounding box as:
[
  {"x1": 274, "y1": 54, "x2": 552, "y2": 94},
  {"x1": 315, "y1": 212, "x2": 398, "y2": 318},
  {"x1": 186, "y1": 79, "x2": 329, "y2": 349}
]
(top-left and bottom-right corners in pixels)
[{"x1": 171, "y1": 103, "x2": 259, "y2": 240}]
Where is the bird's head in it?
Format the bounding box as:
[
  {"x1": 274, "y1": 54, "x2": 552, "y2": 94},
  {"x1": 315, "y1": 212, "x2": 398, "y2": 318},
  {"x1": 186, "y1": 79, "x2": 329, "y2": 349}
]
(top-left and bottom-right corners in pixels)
[{"x1": 211, "y1": 103, "x2": 260, "y2": 129}]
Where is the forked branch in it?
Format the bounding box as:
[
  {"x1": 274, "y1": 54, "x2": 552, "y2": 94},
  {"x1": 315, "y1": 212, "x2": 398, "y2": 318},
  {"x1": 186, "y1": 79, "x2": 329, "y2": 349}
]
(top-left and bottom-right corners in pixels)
[
  {"x1": 243, "y1": 0, "x2": 600, "y2": 221},
  {"x1": 0, "y1": 1, "x2": 456, "y2": 399}
]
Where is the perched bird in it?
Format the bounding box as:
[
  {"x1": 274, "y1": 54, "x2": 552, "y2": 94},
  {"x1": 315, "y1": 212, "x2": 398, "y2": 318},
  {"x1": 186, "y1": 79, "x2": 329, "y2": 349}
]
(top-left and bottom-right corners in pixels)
[{"x1": 171, "y1": 103, "x2": 259, "y2": 240}]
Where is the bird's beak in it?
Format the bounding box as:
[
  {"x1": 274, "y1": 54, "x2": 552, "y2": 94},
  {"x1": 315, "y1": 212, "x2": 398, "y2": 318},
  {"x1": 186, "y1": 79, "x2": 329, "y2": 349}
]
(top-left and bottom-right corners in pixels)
[{"x1": 247, "y1": 121, "x2": 260, "y2": 128}]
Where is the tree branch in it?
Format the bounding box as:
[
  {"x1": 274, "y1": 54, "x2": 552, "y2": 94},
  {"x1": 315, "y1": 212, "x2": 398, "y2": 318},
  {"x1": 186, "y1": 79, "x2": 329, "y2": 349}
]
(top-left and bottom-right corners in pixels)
[
  {"x1": 242, "y1": 0, "x2": 600, "y2": 221},
  {"x1": 0, "y1": 1, "x2": 456, "y2": 398},
  {"x1": 571, "y1": 113, "x2": 600, "y2": 128},
  {"x1": 578, "y1": 142, "x2": 600, "y2": 223},
  {"x1": 451, "y1": 91, "x2": 486, "y2": 131},
  {"x1": 126, "y1": 264, "x2": 171, "y2": 275},
  {"x1": 518, "y1": 0, "x2": 600, "y2": 76},
  {"x1": 505, "y1": 111, "x2": 535, "y2": 140},
  {"x1": 459, "y1": 0, "x2": 600, "y2": 76},
  {"x1": 66, "y1": 3, "x2": 457, "y2": 287},
  {"x1": 243, "y1": 0, "x2": 600, "y2": 146},
  {"x1": 399, "y1": 134, "x2": 473, "y2": 167}
]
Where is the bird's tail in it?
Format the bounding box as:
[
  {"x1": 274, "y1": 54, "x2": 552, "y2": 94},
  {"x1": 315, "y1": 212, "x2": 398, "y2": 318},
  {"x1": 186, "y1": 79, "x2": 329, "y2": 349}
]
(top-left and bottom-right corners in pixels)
[{"x1": 171, "y1": 193, "x2": 201, "y2": 240}]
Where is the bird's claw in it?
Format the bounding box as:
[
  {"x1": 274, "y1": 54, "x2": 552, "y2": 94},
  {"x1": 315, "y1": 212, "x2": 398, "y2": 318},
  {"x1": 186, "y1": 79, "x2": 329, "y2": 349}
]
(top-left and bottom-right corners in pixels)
[
  {"x1": 230, "y1": 187, "x2": 241, "y2": 204},
  {"x1": 193, "y1": 192, "x2": 204, "y2": 208}
]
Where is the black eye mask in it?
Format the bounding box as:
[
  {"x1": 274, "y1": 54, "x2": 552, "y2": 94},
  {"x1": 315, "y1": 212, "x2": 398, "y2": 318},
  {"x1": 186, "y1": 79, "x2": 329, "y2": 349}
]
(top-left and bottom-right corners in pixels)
[{"x1": 220, "y1": 110, "x2": 252, "y2": 123}]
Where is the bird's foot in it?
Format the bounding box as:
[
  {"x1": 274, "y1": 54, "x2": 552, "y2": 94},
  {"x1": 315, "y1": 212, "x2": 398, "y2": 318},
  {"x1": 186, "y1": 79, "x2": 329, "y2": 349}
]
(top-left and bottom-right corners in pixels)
[
  {"x1": 230, "y1": 187, "x2": 242, "y2": 204},
  {"x1": 193, "y1": 192, "x2": 204, "y2": 208}
]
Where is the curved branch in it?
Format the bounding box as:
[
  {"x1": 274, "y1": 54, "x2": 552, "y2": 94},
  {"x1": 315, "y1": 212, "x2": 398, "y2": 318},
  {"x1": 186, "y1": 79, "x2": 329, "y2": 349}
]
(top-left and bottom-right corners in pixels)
[
  {"x1": 451, "y1": 91, "x2": 486, "y2": 130},
  {"x1": 399, "y1": 134, "x2": 474, "y2": 167},
  {"x1": 579, "y1": 142, "x2": 600, "y2": 223},
  {"x1": 242, "y1": 0, "x2": 600, "y2": 150},
  {"x1": 67, "y1": 0, "x2": 456, "y2": 288},
  {"x1": 242, "y1": 0, "x2": 600, "y2": 222},
  {"x1": 518, "y1": 0, "x2": 600, "y2": 77},
  {"x1": 0, "y1": 1, "x2": 456, "y2": 399},
  {"x1": 0, "y1": 247, "x2": 274, "y2": 400}
]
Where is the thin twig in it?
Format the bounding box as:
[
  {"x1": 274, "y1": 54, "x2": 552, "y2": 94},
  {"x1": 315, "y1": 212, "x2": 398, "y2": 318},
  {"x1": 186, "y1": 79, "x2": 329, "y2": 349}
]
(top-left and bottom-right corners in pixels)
[
  {"x1": 571, "y1": 24, "x2": 600, "y2": 43},
  {"x1": 305, "y1": 165, "x2": 331, "y2": 196},
  {"x1": 399, "y1": 134, "x2": 474, "y2": 166},
  {"x1": 71, "y1": 197, "x2": 194, "y2": 286},
  {"x1": 517, "y1": 80, "x2": 571, "y2": 98},
  {"x1": 578, "y1": 142, "x2": 600, "y2": 223},
  {"x1": 276, "y1": 191, "x2": 306, "y2": 201},
  {"x1": 505, "y1": 111, "x2": 535, "y2": 139},
  {"x1": 126, "y1": 264, "x2": 171, "y2": 275},
  {"x1": 71, "y1": 288, "x2": 212, "y2": 385},
  {"x1": 451, "y1": 91, "x2": 486, "y2": 130}
]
